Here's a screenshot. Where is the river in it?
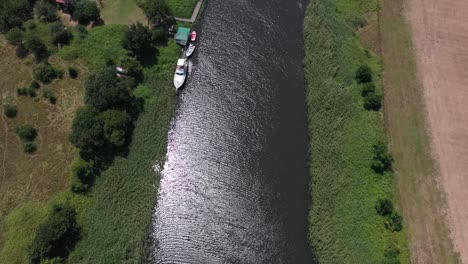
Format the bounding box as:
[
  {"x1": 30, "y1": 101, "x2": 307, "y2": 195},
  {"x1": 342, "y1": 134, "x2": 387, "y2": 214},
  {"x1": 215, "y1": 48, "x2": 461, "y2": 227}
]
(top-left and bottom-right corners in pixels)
[{"x1": 150, "y1": 0, "x2": 313, "y2": 263}]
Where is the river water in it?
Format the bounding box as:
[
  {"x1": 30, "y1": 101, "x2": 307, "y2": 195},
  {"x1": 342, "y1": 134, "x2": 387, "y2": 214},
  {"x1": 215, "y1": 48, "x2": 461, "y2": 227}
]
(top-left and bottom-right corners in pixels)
[{"x1": 150, "y1": 0, "x2": 313, "y2": 263}]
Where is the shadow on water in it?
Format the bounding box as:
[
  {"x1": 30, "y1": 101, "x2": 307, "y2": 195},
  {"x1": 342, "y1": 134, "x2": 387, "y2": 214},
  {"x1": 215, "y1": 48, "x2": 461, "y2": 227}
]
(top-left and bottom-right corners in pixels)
[{"x1": 150, "y1": 0, "x2": 315, "y2": 263}]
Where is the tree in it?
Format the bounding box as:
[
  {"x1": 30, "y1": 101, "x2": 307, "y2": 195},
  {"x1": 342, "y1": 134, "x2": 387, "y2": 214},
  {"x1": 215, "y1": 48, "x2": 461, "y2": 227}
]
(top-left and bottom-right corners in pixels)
[
  {"x1": 69, "y1": 105, "x2": 105, "y2": 153},
  {"x1": 73, "y1": 0, "x2": 100, "y2": 25},
  {"x1": 34, "y1": 0, "x2": 58, "y2": 22},
  {"x1": 49, "y1": 21, "x2": 72, "y2": 45},
  {"x1": 143, "y1": 0, "x2": 169, "y2": 25},
  {"x1": 63, "y1": 0, "x2": 76, "y2": 13},
  {"x1": 84, "y1": 67, "x2": 135, "y2": 111},
  {"x1": 363, "y1": 92, "x2": 382, "y2": 111},
  {"x1": 361, "y1": 82, "x2": 375, "y2": 97},
  {"x1": 356, "y1": 65, "x2": 373, "y2": 83},
  {"x1": 385, "y1": 212, "x2": 403, "y2": 232},
  {"x1": 24, "y1": 31, "x2": 48, "y2": 60},
  {"x1": 6, "y1": 27, "x2": 24, "y2": 46},
  {"x1": 33, "y1": 63, "x2": 59, "y2": 83},
  {"x1": 0, "y1": 0, "x2": 32, "y2": 32},
  {"x1": 71, "y1": 158, "x2": 95, "y2": 193},
  {"x1": 119, "y1": 56, "x2": 143, "y2": 82},
  {"x1": 152, "y1": 26, "x2": 167, "y2": 45},
  {"x1": 371, "y1": 141, "x2": 394, "y2": 174},
  {"x1": 99, "y1": 109, "x2": 131, "y2": 147},
  {"x1": 122, "y1": 22, "x2": 153, "y2": 59},
  {"x1": 375, "y1": 198, "x2": 394, "y2": 216},
  {"x1": 3, "y1": 104, "x2": 18, "y2": 118},
  {"x1": 28, "y1": 204, "x2": 80, "y2": 264},
  {"x1": 16, "y1": 125, "x2": 37, "y2": 142}
]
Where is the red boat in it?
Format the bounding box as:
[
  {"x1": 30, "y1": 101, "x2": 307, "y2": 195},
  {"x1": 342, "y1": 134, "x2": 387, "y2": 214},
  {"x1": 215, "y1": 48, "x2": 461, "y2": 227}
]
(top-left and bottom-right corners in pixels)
[{"x1": 190, "y1": 31, "x2": 197, "y2": 42}]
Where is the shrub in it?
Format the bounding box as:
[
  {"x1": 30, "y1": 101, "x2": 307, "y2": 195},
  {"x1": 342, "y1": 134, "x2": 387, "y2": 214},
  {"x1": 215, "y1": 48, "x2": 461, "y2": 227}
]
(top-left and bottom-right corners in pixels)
[
  {"x1": 43, "y1": 90, "x2": 57, "y2": 104},
  {"x1": 68, "y1": 67, "x2": 78, "y2": 78},
  {"x1": 99, "y1": 109, "x2": 131, "y2": 147},
  {"x1": 3, "y1": 104, "x2": 18, "y2": 118},
  {"x1": 71, "y1": 158, "x2": 95, "y2": 193},
  {"x1": 63, "y1": 0, "x2": 77, "y2": 13},
  {"x1": 151, "y1": 27, "x2": 167, "y2": 45},
  {"x1": 31, "y1": 80, "x2": 41, "y2": 89},
  {"x1": 49, "y1": 21, "x2": 72, "y2": 45},
  {"x1": 119, "y1": 56, "x2": 143, "y2": 82},
  {"x1": 69, "y1": 105, "x2": 105, "y2": 154},
  {"x1": 143, "y1": 0, "x2": 169, "y2": 25},
  {"x1": 0, "y1": 0, "x2": 32, "y2": 32},
  {"x1": 16, "y1": 125, "x2": 37, "y2": 142},
  {"x1": 356, "y1": 65, "x2": 373, "y2": 83},
  {"x1": 73, "y1": 0, "x2": 100, "y2": 25},
  {"x1": 6, "y1": 27, "x2": 24, "y2": 46},
  {"x1": 385, "y1": 211, "x2": 403, "y2": 232},
  {"x1": 371, "y1": 141, "x2": 394, "y2": 174},
  {"x1": 364, "y1": 92, "x2": 382, "y2": 111},
  {"x1": 17, "y1": 87, "x2": 28, "y2": 96},
  {"x1": 375, "y1": 198, "x2": 393, "y2": 216},
  {"x1": 75, "y1": 24, "x2": 88, "y2": 38},
  {"x1": 24, "y1": 31, "x2": 48, "y2": 61},
  {"x1": 361, "y1": 82, "x2": 375, "y2": 97},
  {"x1": 34, "y1": 0, "x2": 58, "y2": 22},
  {"x1": 28, "y1": 204, "x2": 80, "y2": 264},
  {"x1": 122, "y1": 22, "x2": 153, "y2": 59},
  {"x1": 33, "y1": 63, "x2": 59, "y2": 83},
  {"x1": 384, "y1": 245, "x2": 400, "y2": 264},
  {"x1": 23, "y1": 141, "x2": 37, "y2": 153}
]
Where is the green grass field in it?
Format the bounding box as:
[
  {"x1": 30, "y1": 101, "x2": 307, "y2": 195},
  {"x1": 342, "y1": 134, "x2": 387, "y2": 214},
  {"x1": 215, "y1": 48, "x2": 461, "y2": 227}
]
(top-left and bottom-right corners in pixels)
[
  {"x1": 304, "y1": 0, "x2": 409, "y2": 263},
  {"x1": 100, "y1": 0, "x2": 147, "y2": 25},
  {"x1": 167, "y1": 0, "x2": 198, "y2": 18}
]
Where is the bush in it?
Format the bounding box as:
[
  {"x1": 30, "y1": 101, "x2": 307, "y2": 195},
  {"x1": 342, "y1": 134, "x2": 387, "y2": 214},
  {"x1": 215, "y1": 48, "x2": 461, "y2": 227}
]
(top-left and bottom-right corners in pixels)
[
  {"x1": 68, "y1": 67, "x2": 78, "y2": 78},
  {"x1": 151, "y1": 27, "x2": 167, "y2": 45},
  {"x1": 24, "y1": 31, "x2": 48, "y2": 61},
  {"x1": 385, "y1": 212, "x2": 403, "y2": 232},
  {"x1": 49, "y1": 21, "x2": 73, "y2": 45},
  {"x1": 119, "y1": 56, "x2": 143, "y2": 82},
  {"x1": 384, "y1": 245, "x2": 400, "y2": 264},
  {"x1": 0, "y1": 0, "x2": 32, "y2": 32},
  {"x1": 33, "y1": 63, "x2": 59, "y2": 83},
  {"x1": 73, "y1": 0, "x2": 100, "y2": 25},
  {"x1": 34, "y1": 0, "x2": 58, "y2": 22},
  {"x1": 71, "y1": 158, "x2": 95, "y2": 193},
  {"x1": 43, "y1": 90, "x2": 57, "y2": 104},
  {"x1": 69, "y1": 105, "x2": 105, "y2": 154},
  {"x1": 143, "y1": 0, "x2": 169, "y2": 25},
  {"x1": 361, "y1": 82, "x2": 375, "y2": 97},
  {"x1": 99, "y1": 109, "x2": 131, "y2": 147},
  {"x1": 63, "y1": 0, "x2": 77, "y2": 13},
  {"x1": 356, "y1": 65, "x2": 373, "y2": 83},
  {"x1": 6, "y1": 27, "x2": 24, "y2": 46},
  {"x1": 122, "y1": 22, "x2": 153, "y2": 59},
  {"x1": 28, "y1": 204, "x2": 80, "y2": 264},
  {"x1": 375, "y1": 198, "x2": 393, "y2": 216},
  {"x1": 16, "y1": 125, "x2": 37, "y2": 142},
  {"x1": 364, "y1": 92, "x2": 382, "y2": 111},
  {"x1": 23, "y1": 141, "x2": 37, "y2": 153},
  {"x1": 31, "y1": 80, "x2": 41, "y2": 89},
  {"x1": 75, "y1": 24, "x2": 88, "y2": 38},
  {"x1": 3, "y1": 104, "x2": 18, "y2": 118},
  {"x1": 371, "y1": 141, "x2": 394, "y2": 174}
]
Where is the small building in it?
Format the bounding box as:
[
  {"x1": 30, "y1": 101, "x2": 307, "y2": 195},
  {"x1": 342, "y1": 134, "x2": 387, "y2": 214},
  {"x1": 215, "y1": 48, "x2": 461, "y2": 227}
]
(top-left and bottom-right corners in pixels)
[{"x1": 175, "y1": 27, "x2": 191, "y2": 46}]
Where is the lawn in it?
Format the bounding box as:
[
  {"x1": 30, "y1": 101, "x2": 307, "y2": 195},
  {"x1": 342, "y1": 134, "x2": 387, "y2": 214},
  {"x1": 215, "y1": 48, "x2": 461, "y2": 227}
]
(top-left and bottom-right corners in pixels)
[
  {"x1": 379, "y1": 0, "x2": 459, "y2": 262},
  {"x1": 100, "y1": 0, "x2": 147, "y2": 25},
  {"x1": 304, "y1": 0, "x2": 409, "y2": 263},
  {"x1": 0, "y1": 36, "x2": 88, "y2": 254},
  {"x1": 167, "y1": 0, "x2": 198, "y2": 18}
]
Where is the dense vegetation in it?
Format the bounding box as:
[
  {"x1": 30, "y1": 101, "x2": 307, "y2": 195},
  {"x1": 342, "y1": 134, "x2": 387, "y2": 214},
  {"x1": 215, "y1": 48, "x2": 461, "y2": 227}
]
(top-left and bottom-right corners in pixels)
[{"x1": 304, "y1": 0, "x2": 409, "y2": 263}]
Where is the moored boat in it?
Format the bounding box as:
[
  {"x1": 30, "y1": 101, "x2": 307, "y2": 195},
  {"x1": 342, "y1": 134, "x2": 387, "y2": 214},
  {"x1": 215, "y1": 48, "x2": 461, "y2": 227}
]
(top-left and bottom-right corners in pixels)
[
  {"x1": 186, "y1": 43, "x2": 196, "y2": 57},
  {"x1": 173, "y1": 58, "x2": 188, "y2": 90}
]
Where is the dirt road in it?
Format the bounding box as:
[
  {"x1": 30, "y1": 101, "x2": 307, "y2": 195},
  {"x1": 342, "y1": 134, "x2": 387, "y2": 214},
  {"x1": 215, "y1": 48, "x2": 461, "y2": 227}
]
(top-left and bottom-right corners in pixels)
[{"x1": 407, "y1": 0, "x2": 468, "y2": 262}]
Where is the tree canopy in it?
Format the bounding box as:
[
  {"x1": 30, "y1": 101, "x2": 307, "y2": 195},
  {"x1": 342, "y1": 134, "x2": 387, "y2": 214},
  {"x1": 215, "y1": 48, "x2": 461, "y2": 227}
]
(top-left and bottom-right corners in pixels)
[
  {"x1": 122, "y1": 22, "x2": 153, "y2": 60},
  {"x1": 99, "y1": 109, "x2": 131, "y2": 147},
  {"x1": 69, "y1": 105, "x2": 105, "y2": 153},
  {"x1": 34, "y1": 0, "x2": 58, "y2": 22},
  {"x1": 143, "y1": 0, "x2": 169, "y2": 25},
  {"x1": 0, "y1": 0, "x2": 32, "y2": 32},
  {"x1": 73, "y1": 0, "x2": 100, "y2": 25}
]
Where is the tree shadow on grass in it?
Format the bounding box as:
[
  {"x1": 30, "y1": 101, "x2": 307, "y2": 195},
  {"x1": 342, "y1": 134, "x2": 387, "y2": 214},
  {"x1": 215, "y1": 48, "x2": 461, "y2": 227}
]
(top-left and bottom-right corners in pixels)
[{"x1": 137, "y1": 46, "x2": 159, "y2": 67}]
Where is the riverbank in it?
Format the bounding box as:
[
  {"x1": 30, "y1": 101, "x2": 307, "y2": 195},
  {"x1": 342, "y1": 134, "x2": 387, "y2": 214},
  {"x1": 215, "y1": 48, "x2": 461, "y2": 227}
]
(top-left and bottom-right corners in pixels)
[{"x1": 303, "y1": 0, "x2": 409, "y2": 263}]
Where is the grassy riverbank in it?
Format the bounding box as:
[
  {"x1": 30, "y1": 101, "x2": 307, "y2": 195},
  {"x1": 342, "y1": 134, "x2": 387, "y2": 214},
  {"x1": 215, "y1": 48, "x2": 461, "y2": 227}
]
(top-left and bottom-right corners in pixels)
[{"x1": 304, "y1": 0, "x2": 409, "y2": 263}]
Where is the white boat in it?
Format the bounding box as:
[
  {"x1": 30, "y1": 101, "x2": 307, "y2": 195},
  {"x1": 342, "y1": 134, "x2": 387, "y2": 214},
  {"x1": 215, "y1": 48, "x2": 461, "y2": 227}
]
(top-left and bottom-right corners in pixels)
[
  {"x1": 186, "y1": 43, "x2": 196, "y2": 57},
  {"x1": 173, "y1": 58, "x2": 188, "y2": 90}
]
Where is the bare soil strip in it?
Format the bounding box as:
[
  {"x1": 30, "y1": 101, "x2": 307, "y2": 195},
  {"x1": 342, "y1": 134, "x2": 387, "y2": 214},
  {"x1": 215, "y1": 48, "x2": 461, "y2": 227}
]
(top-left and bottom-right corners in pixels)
[{"x1": 406, "y1": 0, "x2": 468, "y2": 262}]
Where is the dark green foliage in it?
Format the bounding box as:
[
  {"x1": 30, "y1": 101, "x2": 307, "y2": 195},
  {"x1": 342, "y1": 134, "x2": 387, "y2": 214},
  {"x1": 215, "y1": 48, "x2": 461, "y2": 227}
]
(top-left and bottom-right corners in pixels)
[
  {"x1": 69, "y1": 105, "x2": 105, "y2": 154},
  {"x1": 71, "y1": 158, "x2": 95, "y2": 193},
  {"x1": 356, "y1": 65, "x2": 373, "y2": 83},
  {"x1": 375, "y1": 198, "x2": 394, "y2": 216},
  {"x1": 143, "y1": 0, "x2": 169, "y2": 25},
  {"x1": 49, "y1": 21, "x2": 72, "y2": 45},
  {"x1": 0, "y1": 0, "x2": 32, "y2": 32},
  {"x1": 31, "y1": 80, "x2": 40, "y2": 89},
  {"x1": 68, "y1": 67, "x2": 78, "y2": 78},
  {"x1": 16, "y1": 125, "x2": 37, "y2": 142},
  {"x1": 33, "y1": 63, "x2": 59, "y2": 83},
  {"x1": 73, "y1": 0, "x2": 100, "y2": 25},
  {"x1": 3, "y1": 104, "x2": 18, "y2": 118},
  {"x1": 6, "y1": 27, "x2": 24, "y2": 46},
  {"x1": 63, "y1": 0, "x2": 76, "y2": 13},
  {"x1": 24, "y1": 31, "x2": 48, "y2": 60},
  {"x1": 364, "y1": 92, "x2": 382, "y2": 111},
  {"x1": 119, "y1": 56, "x2": 143, "y2": 82},
  {"x1": 75, "y1": 24, "x2": 88, "y2": 38},
  {"x1": 41, "y1": 257, "x2": 65, "y2": 264},
  {"x1": 23, "y1": 141, "x2": 37, "y2": 153},
  {"x1": 151, "y1": 27, "x2": 167, "y2": 46},
  {"x1": 383, "y1": 245, "x2": 401, "y2": 264},
  {"x1": 43, "y1": 90, "x2": 57, "y2": 104},
  {"x1": 122, "y1": 22, "x2": 154, "y2": 60},
  {"x1": 372, "y1": 141, "x2": 394, "y2": 174},
  {"x1": 361, "y1": 82, "x2": 375, "y2": 97},
  {"x1": 17, "y1": 86, "x2": 37, "y2": 97},
  {"x1": 84, "y1": 67, "x2": 136, "y2": 111},
  {"x1": 34, "y1": 0, "x2": 58, "y2": 22},
  {"x1": 28, "y1": 204, "x2": 80, "y2": 264},
  {"x1": 385, "y1": 212, "x2": 403, "y2": 232},
  {"x1": 99, "y1": 109, "x2": 131, "y2": 147}
]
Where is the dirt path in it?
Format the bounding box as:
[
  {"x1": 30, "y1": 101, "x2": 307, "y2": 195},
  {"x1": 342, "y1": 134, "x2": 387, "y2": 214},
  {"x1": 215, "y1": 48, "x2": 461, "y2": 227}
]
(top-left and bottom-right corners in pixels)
[{"x1": 407, "y1": 0, "x2": 468, "y2": 262}]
